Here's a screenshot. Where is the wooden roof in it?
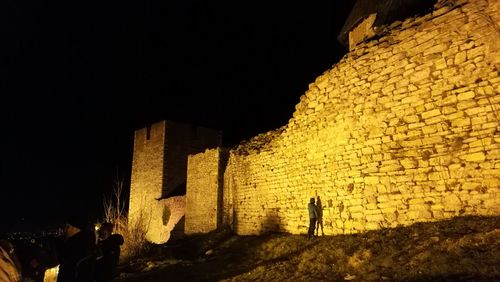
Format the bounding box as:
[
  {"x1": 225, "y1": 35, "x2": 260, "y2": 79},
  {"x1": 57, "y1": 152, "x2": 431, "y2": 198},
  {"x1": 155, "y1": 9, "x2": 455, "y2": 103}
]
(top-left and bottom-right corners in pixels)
[{"x1": 337, "y1": 0, "x2": 437, "y2": 46}]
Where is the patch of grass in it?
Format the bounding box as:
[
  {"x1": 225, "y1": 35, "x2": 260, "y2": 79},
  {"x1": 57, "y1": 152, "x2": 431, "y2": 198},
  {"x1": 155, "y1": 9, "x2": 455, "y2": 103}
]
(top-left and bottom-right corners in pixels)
[
  {"x1": 118, "y1": 215, "x2": 151, "y2": 262},
  {"x1": 117, "y1": 216, "x2": 500, "y2": 282}
]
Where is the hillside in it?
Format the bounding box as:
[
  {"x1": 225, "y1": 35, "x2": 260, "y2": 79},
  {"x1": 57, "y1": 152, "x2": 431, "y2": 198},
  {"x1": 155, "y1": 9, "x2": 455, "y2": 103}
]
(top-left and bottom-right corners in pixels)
[{"x1": 117, "y1": 216, "x2": 500, "y2": 281}]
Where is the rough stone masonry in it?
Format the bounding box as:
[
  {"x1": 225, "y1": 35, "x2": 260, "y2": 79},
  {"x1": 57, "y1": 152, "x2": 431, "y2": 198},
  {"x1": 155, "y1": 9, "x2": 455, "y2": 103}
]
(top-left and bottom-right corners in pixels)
[
  {"x1": 129, "y1": 121, "x2": 221, "y2": 243},
  {"x1": 216, "y1": 0, "x2": 500, "y2": 235}
]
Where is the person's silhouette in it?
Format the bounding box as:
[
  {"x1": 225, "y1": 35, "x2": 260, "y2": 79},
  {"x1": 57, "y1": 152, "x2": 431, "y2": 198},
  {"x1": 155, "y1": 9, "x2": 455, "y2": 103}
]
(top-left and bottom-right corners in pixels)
[
  {"x1": 316, "y1": 196, "x2": 324, "y2": 236},
  {"x1": 95, "y1": 222, "x2": 124, "y2": 282},
  {"x1": 308, "y1": 198, "x2": 318, "y2": 239}
]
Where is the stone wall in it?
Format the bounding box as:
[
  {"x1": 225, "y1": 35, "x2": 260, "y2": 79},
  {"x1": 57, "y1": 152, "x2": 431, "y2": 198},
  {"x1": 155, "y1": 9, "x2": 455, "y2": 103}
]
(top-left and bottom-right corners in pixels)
[
  {"x1": 223, "y1": 0, "x2": 500, "y2": 235},
  {"x1": 129, "y1": 121, "x2": 167, "y2": 243},
  {"x1": 164, "y1": 121, "x2": 222, "y2": 196},
  {"x1": 161, "y1": 196, "x2": 186, "y2": 241},
  {"x1": 129, "y1": 120, "x2": 221, "y2": 243},
  {"x1": 185, "y1": 148, "x2": 223, "y2": 234}
]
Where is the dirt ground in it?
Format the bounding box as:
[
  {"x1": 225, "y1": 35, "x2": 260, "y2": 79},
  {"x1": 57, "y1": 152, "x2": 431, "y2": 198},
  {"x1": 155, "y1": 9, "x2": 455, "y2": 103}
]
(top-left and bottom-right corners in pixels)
[{"x1": 116, "y1": 216, "x2": 500, "y2": 281}]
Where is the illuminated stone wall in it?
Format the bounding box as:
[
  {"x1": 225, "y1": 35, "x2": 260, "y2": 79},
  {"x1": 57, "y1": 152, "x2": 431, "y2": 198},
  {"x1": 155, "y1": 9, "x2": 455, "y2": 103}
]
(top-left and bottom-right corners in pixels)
[
  {"x1": 185, "y1": 148, "x2": 226, "y2": 234},
  {"x1": 160, "y1": 196, "x2": 186, "y2": 242},
  {"x1": 224, "y1": 0, "x2": 500, "y2": 235},
  {"x1": 164, "y1": 122, "x2": 222, "y2": 196},
  {"x1": 129, "y1": 120, "x2": 221, "y2": 243},
  {"x1": 129, "y1": 121, "x2": 166, "y2": 243}
]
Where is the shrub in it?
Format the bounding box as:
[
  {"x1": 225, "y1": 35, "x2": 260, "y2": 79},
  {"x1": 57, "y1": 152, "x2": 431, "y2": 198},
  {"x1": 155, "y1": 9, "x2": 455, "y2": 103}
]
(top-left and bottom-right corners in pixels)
[{"x1": 102, "y1": 177, "x2": 150, "y2": 262}]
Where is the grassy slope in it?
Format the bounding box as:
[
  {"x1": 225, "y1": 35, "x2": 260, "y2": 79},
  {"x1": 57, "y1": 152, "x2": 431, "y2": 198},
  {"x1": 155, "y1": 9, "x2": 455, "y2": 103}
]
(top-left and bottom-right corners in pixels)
[{"x1": 117, "y1": 216, "x2": 500, "y2": 281}]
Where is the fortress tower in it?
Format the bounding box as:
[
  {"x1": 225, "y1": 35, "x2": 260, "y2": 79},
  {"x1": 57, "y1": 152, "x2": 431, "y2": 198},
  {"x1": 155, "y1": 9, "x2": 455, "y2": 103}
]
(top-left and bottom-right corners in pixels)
[{"x1": 128, "y1": 120, "x2": 221, "y2": 243}]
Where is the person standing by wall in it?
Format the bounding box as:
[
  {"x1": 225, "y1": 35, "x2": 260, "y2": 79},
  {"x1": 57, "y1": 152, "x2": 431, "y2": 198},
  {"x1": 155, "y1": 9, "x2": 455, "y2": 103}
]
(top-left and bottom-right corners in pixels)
[
  {"x1": 316, "y1": 196, "x2": 324, "y2": 236},
  {"x1": 307, "y1": 198, "x2": 318, "y2": 239}
]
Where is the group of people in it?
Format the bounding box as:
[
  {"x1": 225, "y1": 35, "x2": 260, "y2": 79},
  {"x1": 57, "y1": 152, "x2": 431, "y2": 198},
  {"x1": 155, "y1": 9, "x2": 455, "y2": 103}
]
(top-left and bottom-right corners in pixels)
[
  {"x1": 57, "y1": 215, "x2": 124, "y2": 282},
  {"x1": 4, "y1": 197, "x2": 327, "y2": 281},
  {"x1": 0, "y1": 215, "x2": 124, "y2": 282},
  {"x1": 308, "y1": 196, "x2": 324, "y2": 239}
]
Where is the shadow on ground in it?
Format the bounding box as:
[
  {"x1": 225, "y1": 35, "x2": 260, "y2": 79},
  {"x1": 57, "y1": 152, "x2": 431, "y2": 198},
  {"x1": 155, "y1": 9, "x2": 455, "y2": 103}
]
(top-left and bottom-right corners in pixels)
[{"x1": 117, "y1": 215, "x2": 500, "y2": 281}]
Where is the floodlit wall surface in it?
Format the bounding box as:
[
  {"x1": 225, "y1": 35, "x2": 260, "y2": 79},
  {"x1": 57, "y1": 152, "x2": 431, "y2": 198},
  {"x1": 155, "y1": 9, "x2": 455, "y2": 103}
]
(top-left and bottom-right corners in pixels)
[
  {"x1": 129, "y1": 121, "x2": 167, "y2": 243},
  {"x1": 160, "y1": 196, "x2": 186, "y2": 242},
  {"x1": 129, "y1": 120, "x2": 221, "y2": 243},
  {"x1": 185, "y1": 149, "x2": 221, "y2": 234},
  {"x1": 224, "y1": 0, "x2": 500, "y2": 235}
]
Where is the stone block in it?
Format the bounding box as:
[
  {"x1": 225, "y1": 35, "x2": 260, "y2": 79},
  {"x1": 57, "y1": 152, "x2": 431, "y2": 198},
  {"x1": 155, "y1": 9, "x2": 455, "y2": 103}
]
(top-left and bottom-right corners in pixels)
[
  {"x1": 461, "y1": 182, "x2": 481, "y2": 191},
  {"x1": 406, "y1": 210, "x2": 432, "y2": 220},
  {"x1": 428, "y1": 171, "x2": 444, "y2": 181},
  {"x1": 467, "y1": 45, "x2": 486, "y2": 59},
  {"x1": 425, "y1": 116, "x2": 444, "y2": 124},
  {"x1": 441, "y1": 94, "x2": 457, "y2": 105},
  {"x1": 377, "y1": 184, "x2": 388, "y2": 194},
  {"x1": 396, "y1": 78, "x2": 410, "y2": 88},
  {"x1": 430, "y1": 203, "x2": 444, "y2": 211},
  {"x1": 451, "y1": 117, "x2": 471, "y2": 127},
  {"x1": 401, "y1": 158, "x2": 418, "y2": 169},
  {"x1": 443, "y1": 194, "x2": 462, "y2": 210},
  {"x1": 351, "y1": 212, "x2": 364, "y2": 219},
  {"x1": 460, "y1": 152, "x2": 486, "y2": 162},
  {"x1": 422, "y1": 109, "x2": 441, "y2": 119},
  {"x1": 435, "y1": 58, "x2": 447, "y2": 70},
  {"x1": 447, "y1": 111, "x2": 464, "y2": 120},
  {"x1": 457, "y1": 100, "x2": 477, "y2": 110},
  {"x1": 424, "y1": 43, "x2": 449, "y2": 56},
  {"x1": 408, "y1": 198, "x2": 425, "y2": 205},
  {"x1": 410, "y1": 68, "x2": 431, "y2": 83},
  {"x1": 403, "y1": 114, "x2": 420, "y2": 123},
  {"x1": 408, "y1": 122, "x2": 426, "y2": 130},
  {"x1": 482, "y1": 122, "x2": 497, "y2": 129},
  {"x1": 487, "y1": 149, "x2": 500, "y2": 160},
  {"x1": 364, "y1": 222, "x2": 380, "y2": 230},
  {"x1": 365, "y1": 176, "x2": 380, "y2": 185},
  {"x1": 441, "y1": 106, "x2": 456, "y2": 115},
  {"x1": 402, "y1": 95, "x2": 420, "y2": 104},
  {"x1": 422, "y1": 136, "x2": 443, "y2": 145},
  {"x1": 366, "y1": 214, "x2": 385, "y2": 222},
  {"x1": 422, "y1": 125, "x2": 437, "y2": 134},
  {"x1": 454, "y1": 51, "x2": 467, "y2": 65},
  {"x1": 465, "y1": 106, "x2": 485, "y2": 116},
  {"x1": 457, "y1": 91, "x2": 475, "y2": 101}
]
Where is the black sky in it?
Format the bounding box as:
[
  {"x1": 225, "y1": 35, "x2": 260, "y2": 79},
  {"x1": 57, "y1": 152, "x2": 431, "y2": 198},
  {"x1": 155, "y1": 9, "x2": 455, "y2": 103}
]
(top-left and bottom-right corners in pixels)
[{"x1": 1, "y1": 0, "x2": 355, "y2": 230}]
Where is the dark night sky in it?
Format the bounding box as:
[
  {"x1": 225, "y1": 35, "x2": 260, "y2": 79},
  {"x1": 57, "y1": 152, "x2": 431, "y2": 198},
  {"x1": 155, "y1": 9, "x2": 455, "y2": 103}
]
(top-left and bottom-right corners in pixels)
[{"x1": 0, "y1": 0, "x2": 355, "y2": 231}]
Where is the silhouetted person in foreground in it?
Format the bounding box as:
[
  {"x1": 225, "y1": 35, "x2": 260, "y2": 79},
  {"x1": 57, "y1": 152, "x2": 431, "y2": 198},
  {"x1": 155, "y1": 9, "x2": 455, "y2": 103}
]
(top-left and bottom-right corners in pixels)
[
  {"x1": 316, "y1": 196, "x2": 324, "y2": 236},
  {"x1": 95, "y1": 222, "x2": 124, "y2": 282},
  {"x1": 56, "y1": 214, "x2": 96, "y2": 282},
  {"x1": 0, "y1": 240, "x2": 22, "y2": 282},
  {"x1": 308, "y1": 197, "x2": 318, "y2": 239}
]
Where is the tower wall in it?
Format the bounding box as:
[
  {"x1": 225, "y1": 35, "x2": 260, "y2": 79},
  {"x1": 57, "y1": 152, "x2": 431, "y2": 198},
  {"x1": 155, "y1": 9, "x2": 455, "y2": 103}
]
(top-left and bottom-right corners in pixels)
[
  {"x1": 129, "y1": 120, "x2": 221, "y2": 243},
  {"x1": 185, "y1": 148, "x2": 222, "y2": 234},
  {"x1": 129, "y1": 121, "x2": 167, "y2": 243}
]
